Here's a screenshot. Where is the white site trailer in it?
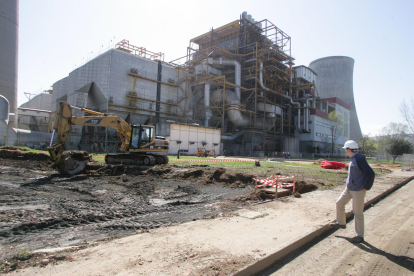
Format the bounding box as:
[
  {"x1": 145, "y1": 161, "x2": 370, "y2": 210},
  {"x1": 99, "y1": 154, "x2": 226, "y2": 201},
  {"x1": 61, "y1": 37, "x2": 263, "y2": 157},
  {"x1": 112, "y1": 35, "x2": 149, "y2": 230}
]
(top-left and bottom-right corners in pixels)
[{"x1": 167, "y1": 124, "x2": 221, "y2": 156}]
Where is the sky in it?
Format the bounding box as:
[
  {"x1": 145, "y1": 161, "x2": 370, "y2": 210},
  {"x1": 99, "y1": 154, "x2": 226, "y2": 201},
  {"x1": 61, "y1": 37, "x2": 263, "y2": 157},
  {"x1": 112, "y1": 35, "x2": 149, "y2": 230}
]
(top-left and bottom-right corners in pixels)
[{"x1": 17, "y1": 0, "x2": 414, "y2": 136}]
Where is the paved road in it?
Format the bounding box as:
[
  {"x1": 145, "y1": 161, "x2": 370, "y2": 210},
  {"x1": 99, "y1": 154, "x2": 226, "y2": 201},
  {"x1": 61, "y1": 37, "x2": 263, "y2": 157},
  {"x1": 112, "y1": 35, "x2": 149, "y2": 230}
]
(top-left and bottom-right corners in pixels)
[{"x1": 260, "y1": 180, "x2": 414, "y2": 276}]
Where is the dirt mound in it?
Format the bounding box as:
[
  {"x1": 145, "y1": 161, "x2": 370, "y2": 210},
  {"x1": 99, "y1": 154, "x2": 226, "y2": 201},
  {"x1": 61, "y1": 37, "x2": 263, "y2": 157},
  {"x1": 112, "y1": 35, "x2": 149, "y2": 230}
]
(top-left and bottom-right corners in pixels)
[
  {"x1": 313, "y1": 159, "x2": 326, "y2": 165},
  {"x1": 212, "y1": 168, "x2": 226, "y2": 180},
  {"x1": 233, "y1": 189, "x2": 273, "y2": 202},
  {"x1": 295, "y1": 180, "x2": 318, "y2": 193},
  {"x1": 203, "y1": 169, "x2": 254, "y2": 188},
  {"x1": 371, "y1": 163, "x2": 402, "y2": 170},
  {"x1": 143, "y1": 165, "x2": 254, "y2": 188},
  {"x1": 0, "y1": 146, "x2": 28, "y2": 151},
  {"x1": 0, "y1": 149, "x2": 49, "y2": 161},
  {"x1": 234, "y1": 179, "x2": 319, "y2": 202}
]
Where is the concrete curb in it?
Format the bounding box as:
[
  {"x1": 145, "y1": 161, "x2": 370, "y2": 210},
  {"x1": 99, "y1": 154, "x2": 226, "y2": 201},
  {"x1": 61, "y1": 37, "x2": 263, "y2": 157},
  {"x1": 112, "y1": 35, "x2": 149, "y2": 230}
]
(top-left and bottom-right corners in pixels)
[{"x1": 232, "y1": 175, "x2": 414, "y2": 276}]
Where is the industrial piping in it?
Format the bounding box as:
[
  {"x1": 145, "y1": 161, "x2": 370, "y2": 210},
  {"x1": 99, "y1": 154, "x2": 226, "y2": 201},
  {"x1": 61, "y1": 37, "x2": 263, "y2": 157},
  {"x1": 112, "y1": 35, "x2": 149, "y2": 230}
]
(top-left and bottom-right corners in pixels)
[
  {"x1": 210, "y1": 89, "x2": 276, "y2": 129},
  {"x1": 178, "y1": 76, "x2": 194, "y2": 115},
  {"x1": 204, "y1": 81, "x2": 212, "y2": 126},
  {"x1": 201, "y1": 57, "x2": 287, "y2": 130},
  {"x1": 204, "y1": 58, "x2": 241, "y2": 99},
  {"x1": 245, "y1": 58, "x2": 303, "y2": 132}
]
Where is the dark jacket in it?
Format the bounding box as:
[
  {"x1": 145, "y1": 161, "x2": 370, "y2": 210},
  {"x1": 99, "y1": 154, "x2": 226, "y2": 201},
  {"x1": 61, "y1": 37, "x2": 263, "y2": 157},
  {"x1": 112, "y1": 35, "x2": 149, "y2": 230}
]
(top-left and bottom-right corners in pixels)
[{"x1": 346, "y1": 153, "x2": 375, "y2": 191}]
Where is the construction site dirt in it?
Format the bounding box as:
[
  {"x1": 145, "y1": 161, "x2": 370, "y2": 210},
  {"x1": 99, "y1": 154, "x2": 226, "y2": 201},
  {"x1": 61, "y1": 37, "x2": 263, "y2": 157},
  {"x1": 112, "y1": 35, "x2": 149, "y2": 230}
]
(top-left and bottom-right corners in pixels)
[
  {"x1": 0, "y1": 158, "x2": 256, "y2": 255},
  {"x1": 0, "y1": 154, "x2": 412, "y2": 275}
]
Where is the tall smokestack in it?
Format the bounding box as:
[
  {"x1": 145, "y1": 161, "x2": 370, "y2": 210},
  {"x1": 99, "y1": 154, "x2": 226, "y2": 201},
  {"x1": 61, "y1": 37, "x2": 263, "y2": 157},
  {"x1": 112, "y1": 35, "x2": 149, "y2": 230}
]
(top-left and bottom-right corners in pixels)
[{"x1": 0, "y1": 0, "x2": 19, "y2": 127}]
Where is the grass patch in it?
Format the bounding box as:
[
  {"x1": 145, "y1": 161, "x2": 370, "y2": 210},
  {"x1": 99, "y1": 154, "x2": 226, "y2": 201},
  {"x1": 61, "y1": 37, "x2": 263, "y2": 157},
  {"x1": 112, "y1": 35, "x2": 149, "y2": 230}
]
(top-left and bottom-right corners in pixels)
[
  {"x1": 91, "y1": 156, "x2": 105, "y2": 163},
  {"x1": 0, "y1": 249, "x2": 33, "y2": 273},
  {"x1": 366, "y1": 159, "x2": 402, "y2": 165},
  {"x1": 15, "y1": 249, "x2": 33, "y2": 261},
  {"x1": 75, "y1": 153, "x2": 391, "y2": 189}
]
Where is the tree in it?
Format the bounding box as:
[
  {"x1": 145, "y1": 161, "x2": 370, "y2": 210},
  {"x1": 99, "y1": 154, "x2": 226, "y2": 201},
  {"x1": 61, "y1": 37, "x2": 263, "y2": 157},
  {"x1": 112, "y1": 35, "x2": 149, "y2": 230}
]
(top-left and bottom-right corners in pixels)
[
  {"x1": 400, "y1": 97, "x2": 414, "y2": 135},
  {"x1": 384, "y1": 137, "x2": 414, "y2": 163},
  {"x1": 380, "y1": 122, "x2": 409, "y2": 138},
  {"x1": 358, "y1": 134, "x2": 377, "y2": 157},
  {"x1": 327, "y1": 111, "x2": 344, "y2": 155},
  {"x1": 376, "y1": 122, "x2": 409, "y2": 154}
]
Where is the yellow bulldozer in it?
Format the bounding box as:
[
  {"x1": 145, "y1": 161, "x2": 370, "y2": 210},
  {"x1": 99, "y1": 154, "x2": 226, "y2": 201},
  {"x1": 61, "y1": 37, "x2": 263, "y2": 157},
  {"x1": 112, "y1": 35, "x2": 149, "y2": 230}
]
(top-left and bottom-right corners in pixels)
[{"x1": 48, "y1": 102, "x2": 169, "y2": 174}]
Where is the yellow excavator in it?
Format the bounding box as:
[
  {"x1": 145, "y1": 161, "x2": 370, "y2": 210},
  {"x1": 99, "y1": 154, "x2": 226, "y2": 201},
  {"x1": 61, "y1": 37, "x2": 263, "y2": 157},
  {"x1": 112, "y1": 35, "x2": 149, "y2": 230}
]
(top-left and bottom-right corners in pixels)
[
  {"x1": 48, "y1": 102, "x2": 169, "y2": 174},
  {"x1": 196, "y1": 147, "x2": 217, "y2": 158}
]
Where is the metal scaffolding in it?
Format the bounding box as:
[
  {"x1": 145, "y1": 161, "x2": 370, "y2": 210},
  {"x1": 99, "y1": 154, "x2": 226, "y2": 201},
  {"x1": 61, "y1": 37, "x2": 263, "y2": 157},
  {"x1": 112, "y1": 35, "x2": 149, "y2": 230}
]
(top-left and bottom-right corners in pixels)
[
  {"x1": 76, "y1": 15, "x2": 319, "y2": 155},
  {"x1": 168, "y1": 15, "x2": 300, "y2": 154}
]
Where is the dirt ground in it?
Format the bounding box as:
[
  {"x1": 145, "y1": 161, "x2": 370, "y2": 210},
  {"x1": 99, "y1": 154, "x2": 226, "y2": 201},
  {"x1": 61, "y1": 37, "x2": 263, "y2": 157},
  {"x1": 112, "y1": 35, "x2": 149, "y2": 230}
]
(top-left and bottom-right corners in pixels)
[
  {"x1": 0, "y1": 157, "x2": 257, "y2": 256},
  {"x1": 0, "y1": 152, "x2": 412, "y2": 275},
  {"x1": 260, "y1": 173, "x2": 414, "y2": 275}
]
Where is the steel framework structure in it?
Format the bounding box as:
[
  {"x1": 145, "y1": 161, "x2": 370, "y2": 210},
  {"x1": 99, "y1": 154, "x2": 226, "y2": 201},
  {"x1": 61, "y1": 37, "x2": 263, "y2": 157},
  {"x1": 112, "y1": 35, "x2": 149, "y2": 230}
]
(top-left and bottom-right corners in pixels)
[
  {"x1": 167, "y1": 16, "x2": 300, "y2": 153},
  {"x1": 78, "y1": 16, "x2": 318, "y2": 154}
]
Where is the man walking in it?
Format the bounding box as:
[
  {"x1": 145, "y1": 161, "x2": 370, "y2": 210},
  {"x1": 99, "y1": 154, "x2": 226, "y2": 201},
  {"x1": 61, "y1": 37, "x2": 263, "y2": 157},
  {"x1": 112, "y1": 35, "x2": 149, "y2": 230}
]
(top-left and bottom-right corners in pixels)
[{"x1": 329, "y1": 140, "x2": 375, "y2": 243}]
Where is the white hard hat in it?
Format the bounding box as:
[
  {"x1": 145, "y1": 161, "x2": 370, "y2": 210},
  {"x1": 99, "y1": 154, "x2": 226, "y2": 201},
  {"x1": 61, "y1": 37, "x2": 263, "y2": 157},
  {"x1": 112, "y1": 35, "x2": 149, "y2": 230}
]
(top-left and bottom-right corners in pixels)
[{"x1": 342, "y1": 140, "x2": 359, "y2": 149}]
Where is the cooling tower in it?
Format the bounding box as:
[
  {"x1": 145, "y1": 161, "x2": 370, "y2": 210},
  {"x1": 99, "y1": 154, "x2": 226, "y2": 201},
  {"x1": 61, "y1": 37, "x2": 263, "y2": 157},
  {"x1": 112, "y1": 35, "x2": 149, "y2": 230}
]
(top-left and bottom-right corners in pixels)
[
  {"x1": 309, "y1": 56, "x2": 362, "y2": 142},
  {"x1": 0, "y1": 0, "x2": 19, "y2": 124}
]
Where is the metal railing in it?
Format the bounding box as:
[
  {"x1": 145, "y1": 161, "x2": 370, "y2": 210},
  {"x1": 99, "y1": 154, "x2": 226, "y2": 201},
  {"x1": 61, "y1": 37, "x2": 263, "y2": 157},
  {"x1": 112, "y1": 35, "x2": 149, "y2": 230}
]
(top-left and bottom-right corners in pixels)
[
  {"x1": 376, "y1": 154, "x2": 402, "y2": 163},
  {"x1": 402, "y1": 154, "x2": 414, "y2": 171}
]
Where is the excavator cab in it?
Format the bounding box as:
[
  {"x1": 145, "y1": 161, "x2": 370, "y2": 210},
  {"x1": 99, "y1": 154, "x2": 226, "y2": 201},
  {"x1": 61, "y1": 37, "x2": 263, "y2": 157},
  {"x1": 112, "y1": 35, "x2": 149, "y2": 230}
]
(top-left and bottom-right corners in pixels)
[
  {"x1": 128, "y1": 124, "x2": 169, "y2": 154},
  {"x1": 130, "y1": 125, "x2": 153, "y2": 149}
]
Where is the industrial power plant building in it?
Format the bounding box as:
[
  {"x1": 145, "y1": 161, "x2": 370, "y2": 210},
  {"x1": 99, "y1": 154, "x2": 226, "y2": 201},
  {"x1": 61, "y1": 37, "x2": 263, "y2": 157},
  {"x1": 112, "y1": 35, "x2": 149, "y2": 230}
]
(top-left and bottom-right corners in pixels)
[{"x1": 1, "y1": 10, "x2": 362, "y2": 157}]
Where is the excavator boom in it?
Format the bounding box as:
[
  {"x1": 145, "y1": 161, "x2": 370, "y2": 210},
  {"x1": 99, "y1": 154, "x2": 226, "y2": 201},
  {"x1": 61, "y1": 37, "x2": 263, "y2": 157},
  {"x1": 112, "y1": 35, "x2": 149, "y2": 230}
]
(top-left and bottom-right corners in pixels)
[{"x1": 48, "y1": 102, "x2": 168, "y2": 174}]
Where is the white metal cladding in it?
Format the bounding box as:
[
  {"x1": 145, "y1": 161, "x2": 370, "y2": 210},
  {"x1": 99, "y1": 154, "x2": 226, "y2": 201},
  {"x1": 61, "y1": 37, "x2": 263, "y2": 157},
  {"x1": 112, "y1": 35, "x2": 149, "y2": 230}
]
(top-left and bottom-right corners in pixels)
[
  {"x1": 168, "y1": 124, "x2": 221, "y2": 155},
  {"x1": 13, "y1": 129, "x2": 54, "y2": 146},
  {"x1": 20, "y1": 93, "x2": 52, "y2": 111},
  {"x1": 294, "y1": 66, "x2": 316, "y2": 83},
  {"x1": 280, "y1": 137, "x2": 299, "y2": 156},
  {"x1": 51, "y1": 49, "x2": 183, "y2": 118}
]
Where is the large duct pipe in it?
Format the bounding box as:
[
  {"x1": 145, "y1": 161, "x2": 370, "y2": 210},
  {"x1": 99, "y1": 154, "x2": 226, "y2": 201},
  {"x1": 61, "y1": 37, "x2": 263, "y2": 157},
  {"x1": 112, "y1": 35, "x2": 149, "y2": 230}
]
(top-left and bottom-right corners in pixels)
[
  {"x1": 178, "y1": 76, "x2": 194, "y2": 116},
  {"x1": 246, "y1": 58, "x2": 264, "y2": 81},
  {"x1": 205, "y1": 58, "x2": 241, "y2": 99},
  {"x1": 297, "y1": 104, "x2": 302, "y2": 133},
  {"x1": 312, "y1": 94, "x2": 316, "y2": 109},
  {"x1": 245, "y1": 58, "x2": 300, "y2": 108},
  {"x1": 245, "y1": 59, "x2": 302, "y2": 132},
  {"x1": 204, "y1": 81, "x2": 212, "y2": 126},
  {"x1": 224, "y1": 89, "x2": 249, "y2": 127},
  {"x1": 246, "y1": 58, "x2": 305, "y2": 133},
  {"x1": 211, "y1": 89, "x2": 275, "y2": 129},
  {"x1": 204, "y1": 81, "x2": 211, "y2": 107},
  {"x1": 294, "y1": 99, "x2": 311, "y2": 133},
  {"x1": 305, "y1": 99, "x2": 310, "y2": 132}
]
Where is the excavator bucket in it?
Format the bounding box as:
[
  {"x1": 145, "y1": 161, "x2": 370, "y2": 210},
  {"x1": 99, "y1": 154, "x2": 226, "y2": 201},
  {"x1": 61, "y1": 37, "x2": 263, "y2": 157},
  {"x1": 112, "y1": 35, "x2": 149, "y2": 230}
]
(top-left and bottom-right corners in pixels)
[{"x1": 56, "y1": 151, "x2": 91, "y2": 175}]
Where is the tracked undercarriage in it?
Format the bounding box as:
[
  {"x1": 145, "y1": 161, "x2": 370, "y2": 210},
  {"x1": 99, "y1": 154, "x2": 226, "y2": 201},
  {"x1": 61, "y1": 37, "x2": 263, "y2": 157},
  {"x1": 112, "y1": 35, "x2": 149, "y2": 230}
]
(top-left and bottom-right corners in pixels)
[{"x1": 105, "y1": 153, "x2": 169, "y2": 165}]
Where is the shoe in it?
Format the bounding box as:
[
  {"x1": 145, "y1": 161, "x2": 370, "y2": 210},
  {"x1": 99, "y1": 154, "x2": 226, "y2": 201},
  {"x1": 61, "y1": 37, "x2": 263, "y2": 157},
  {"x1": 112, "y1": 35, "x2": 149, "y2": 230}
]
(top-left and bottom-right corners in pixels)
[
  {"x1": 329, "y1": 222, "x2": 346, "y2": 229},
  {"x1": 349, "y1": 236, "x2": 364, "y2": 243}
]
